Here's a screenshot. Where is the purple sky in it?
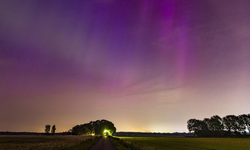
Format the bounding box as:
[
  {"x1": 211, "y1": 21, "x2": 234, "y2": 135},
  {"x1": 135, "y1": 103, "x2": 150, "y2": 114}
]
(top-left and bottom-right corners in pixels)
[{"x1": 0, "y1": 0, "x2": 250, "y2": 132}]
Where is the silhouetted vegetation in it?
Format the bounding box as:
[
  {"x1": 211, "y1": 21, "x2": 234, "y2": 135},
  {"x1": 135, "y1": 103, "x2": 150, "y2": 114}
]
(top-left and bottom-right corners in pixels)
[
  {"x1": 62, "y1": 129, "x2": 72, "y2": 135},
  {"x1": 187, "y1": 114, "x2": 250, "y2": 137},
  {"x1": 45, "y1": 125, "x2": 51, "y2": 135},
  {"x1": 71, "y1": 119, "x2": 116, "y2": 136},
  {"x1": 44, "y1": 124, "x2": 56, "y2": 135},
  {"x1": 51, "y1": 125, "x2": 56, "y2": 135}
]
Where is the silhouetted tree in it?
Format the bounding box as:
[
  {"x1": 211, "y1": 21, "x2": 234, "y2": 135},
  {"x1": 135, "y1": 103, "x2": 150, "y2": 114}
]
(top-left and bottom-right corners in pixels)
[
  {"x1": 223, "y1": 115, "x2": 236, "y2": 135},
  {"x1": 239, "y1": 114, "x2": 250, "y2": 134},
  {"x1": 188, "y1": 114, "x2": 250, "y2": 137},
  {"x1": 233, "y1": 116, "x2": 245, "y2": 136},
  {"x1": 207, "y1": 115, "x2": 224, "y2": 136},
  {"x1": 246, "y1": 114, "x2": 250, "y2": 132},
  {"x1": 51, "y1": 125, "x2": 56, "y2": 135},
  {"x1": 98, "y1": 119, "x2": 116, "y2": 136},
  {"x1": 72, "y1": 119, "x2": 116, "y2": 136},
  {"x1": 72, "y1": 125, "x2": 80, "y2": 135},
  {"x1": 224, "y1": 115, "x2": 245, "y2": 135},
  {"x1": 187, "y1": 119, "x2": 198, "y2": 134},
  {"x1": 187, "y1": 119, "x2": 205, "y2": 136},
  {"x1": 45, "y1": 125, "x2": 51, "y2": 135},
  {"x1": 201, "y1": 118, "x2": 210, "y2": 136}
]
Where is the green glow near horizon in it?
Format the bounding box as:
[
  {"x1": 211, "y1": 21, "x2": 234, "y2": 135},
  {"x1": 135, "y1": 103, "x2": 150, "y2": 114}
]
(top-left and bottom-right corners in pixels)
[{"x1": 103, "y1": 129, "x2": 111, "y2": 136}]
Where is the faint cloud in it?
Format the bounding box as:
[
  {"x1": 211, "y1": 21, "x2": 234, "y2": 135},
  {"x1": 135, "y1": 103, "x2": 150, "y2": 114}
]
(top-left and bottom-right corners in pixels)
[
  {"x1": 123, "y1": 74, "x2": 161, "y2": 89},
  {"x1": 124, "y1": 86, "x2": 179, "y2": 97},
  {"x1": 121, "y1": 74, "x2": 181, "y2": 97}
]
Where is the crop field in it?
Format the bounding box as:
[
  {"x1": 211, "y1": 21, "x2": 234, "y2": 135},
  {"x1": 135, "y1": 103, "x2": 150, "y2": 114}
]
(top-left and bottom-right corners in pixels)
[
  {"x1": 0, "y1": 135, "x2": 95, "y2": 150},
  {"x1": 116, "y1": 136, "x2": 250, "y2": 150}
]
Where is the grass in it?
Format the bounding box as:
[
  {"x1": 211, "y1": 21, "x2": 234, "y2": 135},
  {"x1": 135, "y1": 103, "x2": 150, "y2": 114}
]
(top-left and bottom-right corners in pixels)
[
  {"x1": 0, "y1": 135, "x2": 98, "y2": 150},
  {"x1": 114, "y1": 136, "x2": 250, "y2": 150},
  {"x1": 62, "y1": 136, "x2": 101, "y2": 150},
  {"x1": 109, "y1": 136, "x2": 140, "y2": 150}
]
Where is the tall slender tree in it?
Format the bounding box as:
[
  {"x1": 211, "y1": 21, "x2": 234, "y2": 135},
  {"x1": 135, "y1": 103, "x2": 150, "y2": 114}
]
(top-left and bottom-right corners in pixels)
[
  {"x1": 45, "y1": 125, "x2": 51, "y2": 135},
  {"x1": 51, "y1": 125, "x2": 56, "y2": 135}
]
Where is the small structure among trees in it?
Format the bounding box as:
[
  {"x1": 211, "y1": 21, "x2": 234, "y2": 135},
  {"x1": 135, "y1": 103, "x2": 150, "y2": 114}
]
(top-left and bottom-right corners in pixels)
[
  {"x1": 187, "y1": 114, "x2": 250, "y2": 137},
  {"x1": 71, "y1": 119, "x2": 116, "y2": 136}
]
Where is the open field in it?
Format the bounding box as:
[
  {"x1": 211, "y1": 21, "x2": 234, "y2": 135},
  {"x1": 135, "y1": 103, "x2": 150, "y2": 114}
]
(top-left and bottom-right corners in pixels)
[
  {"x1": 0, "y1": 135, "x2": 96, "y2": 150},
  {"x1": 116, "y1": 136, "x2": 250, "y2": 150}
]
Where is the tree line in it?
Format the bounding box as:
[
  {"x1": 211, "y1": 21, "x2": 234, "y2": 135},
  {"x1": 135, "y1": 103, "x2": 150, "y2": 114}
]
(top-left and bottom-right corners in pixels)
[
  {"x1": 71, "y1": 119, "x2": 116, "y2": 136},
  {"x1": 187, "y1": 114, "x2": 250, "y2": 137}
]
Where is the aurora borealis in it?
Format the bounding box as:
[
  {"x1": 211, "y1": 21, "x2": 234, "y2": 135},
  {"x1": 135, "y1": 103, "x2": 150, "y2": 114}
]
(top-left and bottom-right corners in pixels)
[{"x1": 0, "y1": 0, "x2": 250, "y2": 133}]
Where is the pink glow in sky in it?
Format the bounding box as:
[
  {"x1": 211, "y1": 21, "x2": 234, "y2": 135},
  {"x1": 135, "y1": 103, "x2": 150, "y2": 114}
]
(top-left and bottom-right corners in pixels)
[{"x1": 0, "y1": 0, "x2": 250, "y2": 133}]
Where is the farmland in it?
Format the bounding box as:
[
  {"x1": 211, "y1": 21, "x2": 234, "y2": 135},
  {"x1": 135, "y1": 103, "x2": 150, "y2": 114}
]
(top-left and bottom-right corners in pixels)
[
  {"x1": 0, "y1": 135, "x2": 98, "y2": 150},
  {"x1": 115, "y1": 136, "x2": 250, "y2": 150}
]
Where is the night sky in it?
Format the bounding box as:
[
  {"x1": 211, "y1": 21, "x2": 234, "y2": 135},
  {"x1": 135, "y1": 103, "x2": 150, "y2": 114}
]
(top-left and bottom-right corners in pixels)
[{"x1": 1, "y1": 0, "x2": 250, "y2": 133}]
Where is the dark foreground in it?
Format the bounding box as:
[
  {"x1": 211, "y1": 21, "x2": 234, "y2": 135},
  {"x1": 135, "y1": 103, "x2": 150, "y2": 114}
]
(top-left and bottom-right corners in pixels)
[
  {"x1": 117, "y1": 136, "x2": 250, "y2": 150},
  {"x1": 0, "y1": 135, "x2": 93, "y2": 150},
  {"x1": 88, "y1": 136, "x2": 116, "y2": 150}
]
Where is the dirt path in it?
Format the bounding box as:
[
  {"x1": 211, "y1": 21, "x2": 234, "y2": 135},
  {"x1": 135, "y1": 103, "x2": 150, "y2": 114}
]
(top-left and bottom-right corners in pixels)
[{"x1": 88, "y1": 136, "x2": 116, "y2": 150}]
